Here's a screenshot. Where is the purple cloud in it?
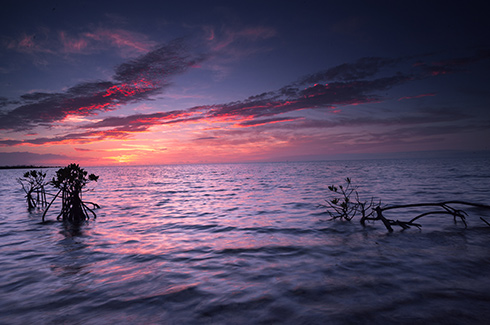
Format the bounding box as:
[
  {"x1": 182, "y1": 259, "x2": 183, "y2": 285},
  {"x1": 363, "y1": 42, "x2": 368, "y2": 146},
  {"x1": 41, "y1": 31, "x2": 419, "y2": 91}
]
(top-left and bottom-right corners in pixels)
[
  {"x1": 237, "y1": 117, "x2": 303, "y2": 127},
  {"x1": 204, "y1": 74, "x2": 412, "y2": 120},
  {"x1": 0, "y1": 39, "x2": 204, "y2": 131},
  {"x1": 297, "y1": 57, "x2": 401, "y2": 84},
  {"x1": 0, "y1": 151, "x2": 72, "y2": 166},
  {"x1": 3, "y1": 49, "x2": 488, "y2": 149},
  {"x1": 414, "y1": 49, "x2": 490, "y2": 76},
  {"x1": 79, "y1": 72, "x2": 412, "y2": 133}
]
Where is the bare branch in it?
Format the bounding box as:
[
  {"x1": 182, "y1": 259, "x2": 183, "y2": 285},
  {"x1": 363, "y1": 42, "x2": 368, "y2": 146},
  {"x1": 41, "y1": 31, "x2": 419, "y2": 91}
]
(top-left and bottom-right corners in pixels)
[{"x1": 323, "y1": 178, "x2": 490, "y2": 232}]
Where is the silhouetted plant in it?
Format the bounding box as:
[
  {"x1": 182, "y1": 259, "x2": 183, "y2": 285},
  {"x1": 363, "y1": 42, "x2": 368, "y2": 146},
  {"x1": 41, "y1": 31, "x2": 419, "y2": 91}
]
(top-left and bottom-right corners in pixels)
[
  {"x1": 17, "y1": 170, "x2": 47, "y2": 210},
  {"x1": 322, "y1": 177, "x2": 377, "y2": 221},
  {"x1": 362, "y1": 201, "x2": 490, "y2": 232},
  {"x1": 323, "y1": 178, "x2": 490, "y2": 232},
  {"x1": 42, "y1": 163, "x2": 99, "y2": 223}
]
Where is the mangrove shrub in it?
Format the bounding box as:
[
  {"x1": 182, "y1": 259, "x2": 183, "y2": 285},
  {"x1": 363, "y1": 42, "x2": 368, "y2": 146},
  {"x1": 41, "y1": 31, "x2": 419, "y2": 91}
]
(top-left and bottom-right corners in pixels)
[
  {"x1": 17, "y1": 170, "x2": 47, "y2": 210},
  {"x1": 42, "y1": 163, "x2": 99, "y2": 223}
]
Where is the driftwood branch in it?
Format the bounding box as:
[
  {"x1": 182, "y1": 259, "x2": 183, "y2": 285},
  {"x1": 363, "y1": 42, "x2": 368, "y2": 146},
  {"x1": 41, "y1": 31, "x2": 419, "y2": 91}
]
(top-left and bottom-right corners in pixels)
[
  {"x1": 481, "y1": 217, "x2": 490, "y2": 227},
  {"x1": 361, "y1": 201, "x2": 490, "y2": 232},
  {"x1": 323, "y1": 179, "x2": 490, "y2": 232}
]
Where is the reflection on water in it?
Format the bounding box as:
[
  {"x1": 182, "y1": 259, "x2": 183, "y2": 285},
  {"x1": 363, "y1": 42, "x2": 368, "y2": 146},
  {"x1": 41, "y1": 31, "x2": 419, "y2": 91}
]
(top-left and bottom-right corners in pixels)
[{"x1": 1, "y1": 158, "x2": 490, "y2": 324}]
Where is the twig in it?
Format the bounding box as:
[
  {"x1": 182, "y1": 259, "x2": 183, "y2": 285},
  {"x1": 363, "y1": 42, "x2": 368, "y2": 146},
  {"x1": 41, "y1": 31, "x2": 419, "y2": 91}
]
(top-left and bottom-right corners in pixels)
[
  {"x1": 324, "y1": 179, "x2": 490, "y2": 232},
  {"x1": 42, "y1": 189, "x2": 62, "y2": 222},
  {"x1": 480, "y1": 217, "x2": 490, "y2": 227}
]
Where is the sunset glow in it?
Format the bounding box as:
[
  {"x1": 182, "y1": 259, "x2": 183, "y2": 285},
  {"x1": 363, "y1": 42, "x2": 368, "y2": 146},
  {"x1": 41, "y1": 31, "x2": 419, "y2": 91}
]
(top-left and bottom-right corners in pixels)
[{"x1": 1, "y1": 2, "x2": 489, "y2": 166}]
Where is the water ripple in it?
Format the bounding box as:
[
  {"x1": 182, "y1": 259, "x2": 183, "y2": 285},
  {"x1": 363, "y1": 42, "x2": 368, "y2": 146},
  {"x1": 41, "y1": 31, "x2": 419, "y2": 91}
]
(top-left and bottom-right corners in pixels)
[{"x1": 1, "y1": 159, "x2": 490, "y2": 324}]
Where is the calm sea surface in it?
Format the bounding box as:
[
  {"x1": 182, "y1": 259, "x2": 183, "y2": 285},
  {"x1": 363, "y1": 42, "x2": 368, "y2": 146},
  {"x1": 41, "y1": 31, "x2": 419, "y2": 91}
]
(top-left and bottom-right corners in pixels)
[{"x1": 1, "y1": 158, "x2": 490, "y2": 324}]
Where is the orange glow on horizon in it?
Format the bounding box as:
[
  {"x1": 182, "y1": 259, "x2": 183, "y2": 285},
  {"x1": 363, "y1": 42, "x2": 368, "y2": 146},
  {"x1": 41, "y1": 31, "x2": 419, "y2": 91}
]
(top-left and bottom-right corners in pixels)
[{"x1": 105, "y1": 154, "x2": 140, "y2": 164}]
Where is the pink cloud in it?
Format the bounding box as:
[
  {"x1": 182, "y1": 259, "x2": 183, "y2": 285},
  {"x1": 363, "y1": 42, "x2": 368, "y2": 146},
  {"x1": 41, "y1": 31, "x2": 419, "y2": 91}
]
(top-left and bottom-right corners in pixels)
[
  {"x1": 414, "y1": 50, "x2": 490, "y2": 76},
  {"x1": 7, "y1": 33, "x2": 54, "y2": 54},
  {"x1": 59, "y1": 31, "x2": 89, "y2": 53},
  {"x1": 2, "y1": 50, "x2": 484, "y2": 154},
  {"x1": 0, "y1": 40, "x2": 203, "y2": 131},
  {"x1": 84, "y1": 28, "x2": 157, "y2": 56},
  {"x1": 209, "y1": 26, "x2": 276, "y2": 52},
  {"x1": 7, "y1": 28, "x2": 157, "y2": 58}
]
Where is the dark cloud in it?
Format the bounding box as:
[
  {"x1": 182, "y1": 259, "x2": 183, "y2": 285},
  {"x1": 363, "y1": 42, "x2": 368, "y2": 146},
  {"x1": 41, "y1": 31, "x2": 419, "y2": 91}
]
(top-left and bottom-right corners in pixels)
[
  {"x1": 398, "y1": 93, "x2": 436, "y2": 101},
  {"x1": 341, "y1": 122, "x2": 490, "y2": 149},
  {"x1": 194, "y1": 136, "x2": 218, "y2": 141},
  {"x1": 414, "y1": 49, "x2": 490, "y2": 76},
  {"x1": 84, "y1": 110, "x2": 190, "y2": 129},
  {"x1": 64, "y1": 71, "x2": 413, "y2": 141},
  {"x1": 0, "y1": 89, "x2": 109, "y2": 131},
  {"x1": 0, "y1": 139, "x2": 23, "y2": 146},
  {"x1": 65, "y1": 66, "x2": 416, "y2": 136},
  {"x1": 0, "y1": 39, "x2": 203, "y2": 131},
  {"x1": 3, "y1": 51, "x2": 484, "y2": 148},
  {"x1": 114, "y1": 39, "x2": 204, "y2": 84},
  {"x1": 202, "y1": 106, "x2": 472, "y2": 134},
  {"x1": 237, "y1": 117, "x2": 302, "y2": 127},
  {"x1": 206, "y1": 74, "x2": 412, "y2": 120},
  {"x1": 0, "y1": 96, "x2": 20, "y2": 108},
  {"x1": 297, "y1": 57, "x2": 400, "y2": 84},
  {"x1": 194, "y1": 111, "x2": 488, "y2": 158},
  {"x1": 245, "y1": 91, "x2": 277, "y2": 101},
  {"x1": 20, "y1": 92, "x2": 57, "y2": 101},
  {"x1": 0, "y1": 151, "x2": 72, "y2": 166},
  {"x1": 0, "y1": 124, "x2": 155, "y2": 146}
]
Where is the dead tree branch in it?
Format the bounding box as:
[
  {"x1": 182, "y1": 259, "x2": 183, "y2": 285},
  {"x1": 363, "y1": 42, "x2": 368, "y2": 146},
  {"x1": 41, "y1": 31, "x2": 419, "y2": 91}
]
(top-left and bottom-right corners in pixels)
[{"x1": 323, "y1": 179, "x2": 490, "y2": 232}]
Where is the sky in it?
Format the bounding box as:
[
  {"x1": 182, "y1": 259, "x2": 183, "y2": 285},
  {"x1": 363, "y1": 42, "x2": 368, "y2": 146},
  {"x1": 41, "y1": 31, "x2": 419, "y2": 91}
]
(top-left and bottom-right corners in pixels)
[{"x1": 1, "y1": 0, "x2": 489, "y2": 166}]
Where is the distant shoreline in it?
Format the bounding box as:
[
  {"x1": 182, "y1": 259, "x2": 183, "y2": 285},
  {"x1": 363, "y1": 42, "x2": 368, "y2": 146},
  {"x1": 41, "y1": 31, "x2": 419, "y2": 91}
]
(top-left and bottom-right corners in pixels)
[{"x1": 0, "y1": 165, "x2": 60, "y2": 170}]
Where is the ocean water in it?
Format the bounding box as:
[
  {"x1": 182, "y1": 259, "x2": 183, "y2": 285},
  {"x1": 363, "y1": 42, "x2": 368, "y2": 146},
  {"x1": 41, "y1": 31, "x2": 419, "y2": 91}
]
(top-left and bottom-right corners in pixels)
[{"x1": 1, "y1": 158, "x2": 490, "y2": 324}]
